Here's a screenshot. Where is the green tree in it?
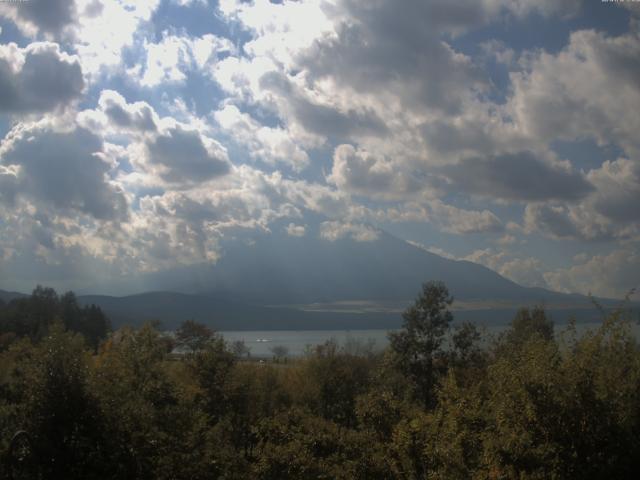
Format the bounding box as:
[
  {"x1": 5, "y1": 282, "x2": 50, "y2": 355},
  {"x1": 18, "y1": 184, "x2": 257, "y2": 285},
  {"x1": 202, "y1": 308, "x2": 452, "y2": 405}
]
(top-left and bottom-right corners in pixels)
[
  {"x1": 175, "y1": 319, "x2": 213, "y2": 353},
  {"x1": 389, "y1": 281, "x2": 453, "y2": 408},
  {"x1": 505, "y1": 305, "x2": 554, "y2": 345},
  {"x1": 21, "y1": 323, "x2": 111, "y2": 479}
]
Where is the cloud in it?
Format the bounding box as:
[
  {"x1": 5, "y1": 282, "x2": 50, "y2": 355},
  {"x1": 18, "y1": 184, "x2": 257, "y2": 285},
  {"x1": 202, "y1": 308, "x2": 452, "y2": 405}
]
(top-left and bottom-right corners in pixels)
[
  {"x1": 429, "y1": 200, "x2": 503, "y2": 234},
  {"x1": 145, "y1": 126, "x2": 230, "y2": 184},
  {"x1": 443, "y1": 151, "x2": 594, "y2": 202},
  {"x1": 98, "y1": 90, "x2": 157, "y2": 132},
  {"x1": 140, "y1": 33, "x2": 234, "y2": 88},
  {"x1": 523, "y1": 158, "x2": 640, "y2": 241},
  {"x1": 286, "y1": 223, "x2": 306, "y2": 237},
  {"x1": 587, "y1": 158, "x2": 640, "y2": 223},
  {"x1": 74, "y1": 0, "x2": 161, "y2": 75},
  {"x1": 328, "y1": 144, "x2": 420, "y2": 199},
  {"x1": 0, "y1": 123, "x2": 128, "y2": 221},
  {"x1": 0, "y1": 0, "x2": 77, "y2": 37},
  {"x1": 257, "y1": 71, "x2": 389, "y2": 142},
  {"x1": 320, "y1": 221, "x2": 379, "y2": 242},
  {"x1": 0, "y1": 42, "x2": 84, "y2": 114},
  {"x1": 524, "y1": 204, "x2": 580, "y2": 240},
  {"x1": 544, "y1": 249, "x2": 640, "y2": 299},
  {"x1": 0, "y1": 165, "x2": 19, "y2": 206},
  {"x1": 464, "y1": 248, "x2": 550, "y2": 289},
  {"x1": 508, "y1": 29, "x2": 640, "y2": 156},
  {"x1": 406, "y1": 241, "x2": 457, "y2": 260},
  {"x1": 214, "y1": 104, "x2": 309, "y2": 171}
]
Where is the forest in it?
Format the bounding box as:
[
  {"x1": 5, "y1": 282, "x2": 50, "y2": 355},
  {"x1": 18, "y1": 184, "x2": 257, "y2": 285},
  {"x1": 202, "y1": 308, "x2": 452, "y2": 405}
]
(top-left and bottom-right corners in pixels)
[{"x1": 0, "y1": 282, "x2": 639, "y2": 479}]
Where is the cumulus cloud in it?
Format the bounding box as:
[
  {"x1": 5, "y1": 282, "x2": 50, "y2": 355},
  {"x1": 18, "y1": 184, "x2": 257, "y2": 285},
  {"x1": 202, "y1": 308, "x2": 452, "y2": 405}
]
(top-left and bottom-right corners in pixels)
[
  {"x1": 320, "y1": 221, "x2": 379, "y2": 242},
  {"x1": 140, "y1": 33, "x2": 234, "y2": 88},
  {"x1": 98, "y1": 90, "x2": 157, "y2": 133},
  {"x1": 0, "y1": 123, "x2": 128, "y2": 221},
  {"x1": 0, "y1": 0, "x2": 77, "y2": 37},
  {"x1": 464, "y1": 248, "x2": 550, "y2": 289},
  {"x1": 328, "y1": 144, "x2": 421, "y2": 199},
  {"x1": 0, "y1": 42, "x2": 84, "y2": 114},
  {"x1": 75, "y1": 0, "x2": 161, "y2": 75},
  {"x1": 145, "y1": 126, "x2": 230, "y2": 184},
  {"x1": 443, "y1": 151, "x2": 594, "y2": 202},
  {"x1": 0, "y1": 0, "x2": 638, "y2": 297},
  {"x1": 524, "y1": 204, "x2": 581, "y2": 240},
  {"x1": 286, "y1": 223, "x2": 306, "y2": 237},
  {"x1": 587, "y1": 158, "x2": 640, "y2": 223},
  {"x1": 257, "y1": 71, "x2": 389, "y2": 142},
  {"x1": 509, "y1": 29, "x2": 640, "y2": 156},
  {"x1": 214, "y1": 104, "x2": 309, "y2": 171},
  {"x1": 429, "y1": 200, "x2": 503, "y2": 234},
  {"x1": 523, "y1": 158, "x2": 640, "y2": 241},
  {"x1": 544, "y1": 249, "x2": 640, "y2": 299}
]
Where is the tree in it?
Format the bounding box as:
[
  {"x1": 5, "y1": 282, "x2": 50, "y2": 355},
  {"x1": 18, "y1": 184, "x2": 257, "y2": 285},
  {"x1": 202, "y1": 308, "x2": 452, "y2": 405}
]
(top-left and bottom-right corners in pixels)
[
  {"x1": 231, "y1": 340, "x2": 251, "y2": 358},
  {"x1": 500, "y1": 306, "x2": 554, "y2": 351},
  {"x1": 389, "y1": 281, "x2": 453, "y2": 408},
  {"x1": 22, "y1": 323, "x2": 111, "y2": 479},
  {"x1": 175, "y1": 320, "x2": 213, "y2": 353},
  {"x1": 270, "y1": 345, "x2": 289, "y2": 362}
]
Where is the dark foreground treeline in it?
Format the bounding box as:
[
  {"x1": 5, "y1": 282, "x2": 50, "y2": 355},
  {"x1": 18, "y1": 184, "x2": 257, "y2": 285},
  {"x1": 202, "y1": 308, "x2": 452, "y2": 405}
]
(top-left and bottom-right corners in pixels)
[{"x1": 1, "y1": 282, "x2": 639, "y2": 479}]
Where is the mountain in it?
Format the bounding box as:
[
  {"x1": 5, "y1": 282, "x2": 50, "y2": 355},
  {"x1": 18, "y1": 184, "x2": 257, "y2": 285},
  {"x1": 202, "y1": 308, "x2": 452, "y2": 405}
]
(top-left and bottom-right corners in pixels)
[
  {"x1": 94, "y1": 216, "x2": 580, "y2": 305},
  {"x1": 4, "y1": 215, "x2": 627, "y2": 330},
  {"x1": 0, "y1": 289, "x2": 28, "y2": 303},
  {"x1": 69, "y1": 216, "x2": 621, "y2": 330}
]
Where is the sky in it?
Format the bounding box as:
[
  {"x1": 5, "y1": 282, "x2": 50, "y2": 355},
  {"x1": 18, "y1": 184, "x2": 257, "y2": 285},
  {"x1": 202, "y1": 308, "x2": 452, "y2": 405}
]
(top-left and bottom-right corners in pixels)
[{"x1": 0, "y1": 0, "x2": 639, "y2": 299}]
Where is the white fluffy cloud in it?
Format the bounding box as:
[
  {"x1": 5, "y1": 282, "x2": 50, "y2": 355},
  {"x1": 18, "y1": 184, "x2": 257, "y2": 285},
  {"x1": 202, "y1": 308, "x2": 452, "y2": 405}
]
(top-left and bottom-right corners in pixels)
[
  {"x1": 464, "y1": 248, "x2": 550, "y2": 289},
  {"x1": 214, "y1": 104, "x2": 309, "y2": 171},
  {"x1": 545, "y1": 249, "x2": 640, "y2": 299},
  {"x1": 139, "y1": 33, "x2": 234, "y2": 87},
  {"x1": 286, "y1": 223, "x2": 306, "y2": 237},
  {"x1": 320, "y1": 220, "x2": 379, "y2": 242},
  {"x1": 509, "y1": 29, "x2": 640, "y2": 156}
]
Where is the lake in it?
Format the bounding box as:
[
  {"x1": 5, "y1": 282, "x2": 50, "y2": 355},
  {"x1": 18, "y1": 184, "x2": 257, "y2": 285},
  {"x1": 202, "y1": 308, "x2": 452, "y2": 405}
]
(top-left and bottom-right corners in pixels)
[{"x1": 220, "y1": 321, "x2": 640, "y2": 357}]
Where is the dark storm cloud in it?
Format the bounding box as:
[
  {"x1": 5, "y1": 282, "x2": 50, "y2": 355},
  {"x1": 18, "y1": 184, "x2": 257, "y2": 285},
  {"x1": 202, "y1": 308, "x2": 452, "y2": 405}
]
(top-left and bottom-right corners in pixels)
[
  {"x1": 0, "y1": 127, "x2": 128, "y2": 221},
  {"x1": 146, "y1": 126, "x2": 230, "y2": 183},
  {"x1": 443, "y1": 151, "x2": 594, "y2": 202},
  {"x1": 0, "y1": 43, "x2": 84, "y2": 114}
]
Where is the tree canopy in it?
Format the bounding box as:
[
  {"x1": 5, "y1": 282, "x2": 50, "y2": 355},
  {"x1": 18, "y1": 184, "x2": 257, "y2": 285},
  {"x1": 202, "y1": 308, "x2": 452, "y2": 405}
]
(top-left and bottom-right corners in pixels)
[{"x1": 1, "y1": 283, "x2": 639, "y2": 479}]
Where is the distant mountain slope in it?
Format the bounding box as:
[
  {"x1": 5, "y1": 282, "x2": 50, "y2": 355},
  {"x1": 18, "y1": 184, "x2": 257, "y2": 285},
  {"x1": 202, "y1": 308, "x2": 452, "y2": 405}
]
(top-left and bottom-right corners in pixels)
[
  {"x1": 0, "y1": 289, "x2": 28, "y2": 303},
  {"x1": 6, "y1": 215, "x2": 630, "y2": 330},
  {"x1": 109, "y1": 217, "x2": 586, "y2": 306}
]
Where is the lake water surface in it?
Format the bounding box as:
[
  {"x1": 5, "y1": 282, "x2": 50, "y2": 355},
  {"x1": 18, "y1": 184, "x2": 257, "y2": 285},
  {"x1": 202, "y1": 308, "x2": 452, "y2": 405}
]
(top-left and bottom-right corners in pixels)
[{"x1": 220, "y1": 321, "x2": 640, "y2": 357}]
